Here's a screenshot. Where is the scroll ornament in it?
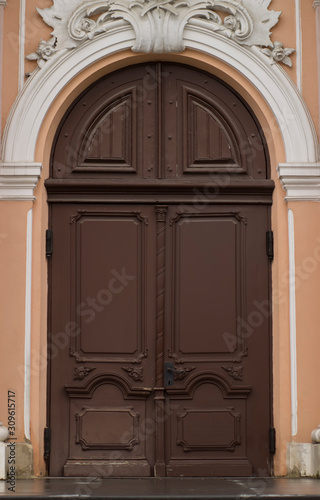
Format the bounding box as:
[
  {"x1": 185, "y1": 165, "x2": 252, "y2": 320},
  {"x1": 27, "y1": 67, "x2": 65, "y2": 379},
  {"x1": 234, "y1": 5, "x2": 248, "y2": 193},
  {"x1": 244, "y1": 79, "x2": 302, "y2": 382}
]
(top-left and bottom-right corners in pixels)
[
  {"x1": 27, "y1": 0, "x2": 294, "y2": 67},
  {"x1": 74, "y1": 366, "x2": 96, "y2": 380}
]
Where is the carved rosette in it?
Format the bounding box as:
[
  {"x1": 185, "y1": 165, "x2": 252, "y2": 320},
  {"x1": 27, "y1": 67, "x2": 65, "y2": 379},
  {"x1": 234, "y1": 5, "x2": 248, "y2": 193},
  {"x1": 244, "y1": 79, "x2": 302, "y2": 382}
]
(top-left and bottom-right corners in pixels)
[{"x1": 28, "y1": 0, "x2": 293, "y2": 67}]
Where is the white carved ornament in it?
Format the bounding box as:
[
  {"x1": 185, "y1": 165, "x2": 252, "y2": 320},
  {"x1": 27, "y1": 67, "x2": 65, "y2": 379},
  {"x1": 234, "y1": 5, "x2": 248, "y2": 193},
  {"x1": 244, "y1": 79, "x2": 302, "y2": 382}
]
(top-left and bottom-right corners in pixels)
[{"x1": 27, "y1": 0, "x2": 294, "y2": 66}]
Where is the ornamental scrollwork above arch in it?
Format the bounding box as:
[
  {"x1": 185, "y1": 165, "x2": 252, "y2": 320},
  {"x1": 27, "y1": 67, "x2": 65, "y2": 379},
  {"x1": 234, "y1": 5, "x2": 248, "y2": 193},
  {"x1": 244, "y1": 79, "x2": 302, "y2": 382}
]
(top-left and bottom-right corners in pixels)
[{"x1": 27, "y1": 0, "x2": 294, "y2": 68}]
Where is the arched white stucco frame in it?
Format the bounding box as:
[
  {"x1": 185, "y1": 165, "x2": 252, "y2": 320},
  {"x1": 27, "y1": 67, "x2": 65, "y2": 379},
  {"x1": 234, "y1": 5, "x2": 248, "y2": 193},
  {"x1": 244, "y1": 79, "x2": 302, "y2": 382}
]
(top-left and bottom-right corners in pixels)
[{"x1": 0, "y1": 23, "x2": 319, "y2": 200}]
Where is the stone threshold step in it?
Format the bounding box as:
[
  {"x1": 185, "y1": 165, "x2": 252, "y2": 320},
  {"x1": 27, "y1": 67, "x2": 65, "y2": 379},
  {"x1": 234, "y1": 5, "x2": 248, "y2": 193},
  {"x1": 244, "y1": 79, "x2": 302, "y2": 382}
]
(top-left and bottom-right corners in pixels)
[{"x1": 0, "y1": 477, "x2": 320, "y2": 499}]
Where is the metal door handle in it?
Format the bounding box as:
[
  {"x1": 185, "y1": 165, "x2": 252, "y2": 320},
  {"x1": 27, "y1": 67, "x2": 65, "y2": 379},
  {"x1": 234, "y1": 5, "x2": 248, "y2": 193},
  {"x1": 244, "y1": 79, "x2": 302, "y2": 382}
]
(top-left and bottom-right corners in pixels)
[{"x1": 164, "y1": 362, "x2": 195, "y2": 386}]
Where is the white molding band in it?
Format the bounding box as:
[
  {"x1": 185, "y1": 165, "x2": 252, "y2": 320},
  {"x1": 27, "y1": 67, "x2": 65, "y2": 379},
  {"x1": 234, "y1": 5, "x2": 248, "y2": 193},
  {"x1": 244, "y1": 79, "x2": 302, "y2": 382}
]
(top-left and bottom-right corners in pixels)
[
  {"x1": 0, "y1": 163, "x2": 42, "y2": 200},
  {"x1": 0, "y1": 0, "x2": 6, "y2": 152},
  {"x1": 295, "y1": 0, "x2": 302, "y2": 92},
  {"x1": 19, "y1": 0, "x2": 26, "y2": 92},
  {"x1": 24, "y1": 208, "x2": 33, "y2": 441},
  {"x1": 0, "y1": 24, "x2": 319, "y2": 200},
  {"x1": 314, "y1": 1, "x2": 320, "y2": 135},
  {"x1": 288, "y1": 209, "x2": 298, "y2": 438},
  {"x1": 277, "y1": 163, "x2": 320, "y2": 201}
]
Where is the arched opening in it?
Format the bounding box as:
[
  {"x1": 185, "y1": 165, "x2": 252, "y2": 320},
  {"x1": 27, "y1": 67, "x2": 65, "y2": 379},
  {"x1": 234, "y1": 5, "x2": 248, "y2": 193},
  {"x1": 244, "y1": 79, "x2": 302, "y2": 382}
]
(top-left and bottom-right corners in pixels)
[{"x1": 46, "y1": 62, "x2": 273, "y2": 477}]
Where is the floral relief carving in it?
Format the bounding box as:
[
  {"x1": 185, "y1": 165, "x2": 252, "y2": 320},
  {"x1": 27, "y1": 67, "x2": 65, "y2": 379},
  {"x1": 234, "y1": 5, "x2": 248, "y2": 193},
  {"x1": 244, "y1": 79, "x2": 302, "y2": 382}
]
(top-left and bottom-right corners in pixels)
[
  {"x1": 70, "y1": 209, "x2": 87, "y2": 224},
  {"x1": 260, "y1": 41, "x2": 295, "y2": 67},
  {"x1": 74, "y1": 366, "x2": 96, "y2": 380},
  {"x1": 122, "y1": 366, "x2": 144, "y2": 382},
  {"x1": 222, "y1": 365, "x2": 243, "y2": 381},
  {"x1": 27, "y1": 37, "x2": 57, "y2": 68},
  {"x1": 171, "y1": 365, "x2": 196, "y2": 381},
  {"x1": 132, "y1": 349, "x2": 148, "y2": 364},
  {"x1": 168, "y1": 350, "x2": 185, "y2": 364},
  {"x1": 155, "y1": 206, "x2": 168, "y2": 222},
  {"x1": 27, "y1": 0, "x2": 294, "y2": 67}
]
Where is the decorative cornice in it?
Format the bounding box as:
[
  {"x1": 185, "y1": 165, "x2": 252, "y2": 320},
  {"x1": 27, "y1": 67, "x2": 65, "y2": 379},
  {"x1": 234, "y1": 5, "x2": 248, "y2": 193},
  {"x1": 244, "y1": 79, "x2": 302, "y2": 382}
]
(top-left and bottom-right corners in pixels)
[
  {"x1": 0, "y1": 1, "x2": 7, "y2": 7},
  {"x1": 314, "y1": 1, "x2": 320, "y2": 8},
  {"x1": 277, "y1": 163, "x2": 320, "y2": 201},
  {"x1": 0, "y1": 163, "x2": 42, "y2": 200},
  {"x1": 27, "y1": 0, "x2": 294, "y2": 66}
]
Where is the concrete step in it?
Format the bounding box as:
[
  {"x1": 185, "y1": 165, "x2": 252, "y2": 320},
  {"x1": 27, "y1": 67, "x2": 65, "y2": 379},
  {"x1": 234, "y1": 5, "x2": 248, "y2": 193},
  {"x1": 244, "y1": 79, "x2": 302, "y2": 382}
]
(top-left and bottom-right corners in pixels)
[{"x1": 0, "y1": 477, "x2": 320, "y2": 499}]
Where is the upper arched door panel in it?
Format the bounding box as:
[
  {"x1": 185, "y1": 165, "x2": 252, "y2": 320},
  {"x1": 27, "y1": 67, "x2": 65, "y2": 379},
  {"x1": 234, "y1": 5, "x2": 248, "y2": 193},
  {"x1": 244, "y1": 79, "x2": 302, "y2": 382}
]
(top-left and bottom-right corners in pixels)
[{"x1": 51, "y1": 63, "x2": 269, "y2": 183}]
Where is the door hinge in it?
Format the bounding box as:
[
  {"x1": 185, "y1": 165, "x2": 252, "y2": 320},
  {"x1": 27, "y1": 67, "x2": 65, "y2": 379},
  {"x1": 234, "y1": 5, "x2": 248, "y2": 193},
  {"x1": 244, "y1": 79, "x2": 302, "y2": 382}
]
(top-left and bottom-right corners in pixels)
[
  {"x1": 46, "y1": 229, "x2": 53, "y2": 259},
  {"x1": 44, "y1": 427, "x2": 51, "y2": 460},
  {"x1": 266, "y1": 231, "x2": 274, "y2": 261},
  {"x1": 269, "y1": 427, "x2": 276, "y2": 455}
]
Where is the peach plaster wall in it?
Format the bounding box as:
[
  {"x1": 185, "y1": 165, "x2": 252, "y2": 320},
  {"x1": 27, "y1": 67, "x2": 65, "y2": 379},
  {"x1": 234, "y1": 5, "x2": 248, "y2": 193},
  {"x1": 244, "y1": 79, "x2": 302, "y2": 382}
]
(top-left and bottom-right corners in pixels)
[
  {"x1": 0, "y1": 201, "x2": 33, "y2": 444},
  {"x1": 288, "y1": 201, "x2": 320, "y2": 444},
  {"x1": 0, "y1": 0, "x2": 319, "y2": 478}
]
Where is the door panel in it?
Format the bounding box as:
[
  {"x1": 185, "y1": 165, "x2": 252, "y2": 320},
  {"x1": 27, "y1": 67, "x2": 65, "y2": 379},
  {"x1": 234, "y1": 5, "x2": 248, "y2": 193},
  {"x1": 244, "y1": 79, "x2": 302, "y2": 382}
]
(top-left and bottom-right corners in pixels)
[
  {"x1": 164, "y1": 204, "x2": 270, "y2": 476},
  {"x1": 53, "y1": 66, "x2": 157, "y2": 179},
  {"x1": 70, "y1": 210, "x2": 148, "y2": 362},
  {"x1": 186, "y1": 97, "x2": 238, "y2": 170},
  {"x1": 48, "y1": 62, "x2": 273, "y2": 477},
  {"x1": 79, "y1": 95, "x2": 135, "y2": 171},
  {"x1": 168, "y1": 210, "x2": 244, "y2": 357},
  {"x1": 50, "y1": 204, "x2": 157, "y2": 477},
  {"x1": 49, "y1": 202, "x2": 271, "y2": 477},
  {"x1": 162, "y1": 64, "x2": 266, "y2": 179}
]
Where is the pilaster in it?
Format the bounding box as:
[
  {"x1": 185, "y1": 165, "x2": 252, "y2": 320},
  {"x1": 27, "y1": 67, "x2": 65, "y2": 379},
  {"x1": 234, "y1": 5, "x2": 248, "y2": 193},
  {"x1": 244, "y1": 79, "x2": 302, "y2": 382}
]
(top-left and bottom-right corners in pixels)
[
  {"x1": 314, "y1": 1, "x2": 320, "y2": 135},
  {"x1": 0, "y1": 0, "x2": 7, "y2": 151}
]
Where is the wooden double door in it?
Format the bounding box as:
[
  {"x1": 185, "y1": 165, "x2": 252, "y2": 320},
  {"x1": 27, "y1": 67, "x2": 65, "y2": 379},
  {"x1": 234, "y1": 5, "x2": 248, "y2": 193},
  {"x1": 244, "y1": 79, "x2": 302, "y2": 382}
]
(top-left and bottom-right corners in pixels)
[{"x1": 47, "y1": 63, "x2": 274, "y2": 477}]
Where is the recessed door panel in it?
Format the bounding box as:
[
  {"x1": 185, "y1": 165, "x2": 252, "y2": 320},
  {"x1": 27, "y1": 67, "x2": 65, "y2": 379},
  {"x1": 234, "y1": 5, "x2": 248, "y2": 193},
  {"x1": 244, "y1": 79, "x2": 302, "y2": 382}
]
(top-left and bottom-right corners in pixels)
[
  {"x1": 70, "y1": 211, "x2": 147, "y2": 361},
  {"x1": 79, "y1": 95, "x2": 135, "y2": 171},
  {"x1": 171, "y1": 212, "x2": 245, "y2": 356}
]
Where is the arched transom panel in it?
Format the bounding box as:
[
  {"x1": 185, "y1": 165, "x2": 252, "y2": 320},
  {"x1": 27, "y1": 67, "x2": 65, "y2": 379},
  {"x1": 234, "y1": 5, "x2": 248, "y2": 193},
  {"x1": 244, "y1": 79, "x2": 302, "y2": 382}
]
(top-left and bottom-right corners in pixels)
[{"x1": 51, "y1": 63, "x2": 268, "y2": 183}]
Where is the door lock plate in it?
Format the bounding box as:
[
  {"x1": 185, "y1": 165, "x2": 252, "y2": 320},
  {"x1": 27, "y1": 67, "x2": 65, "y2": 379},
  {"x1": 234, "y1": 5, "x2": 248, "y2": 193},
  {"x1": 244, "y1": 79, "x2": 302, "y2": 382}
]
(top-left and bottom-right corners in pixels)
[{"x1": 164, "y1": 362, "x2": 175, "y2": 386}]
